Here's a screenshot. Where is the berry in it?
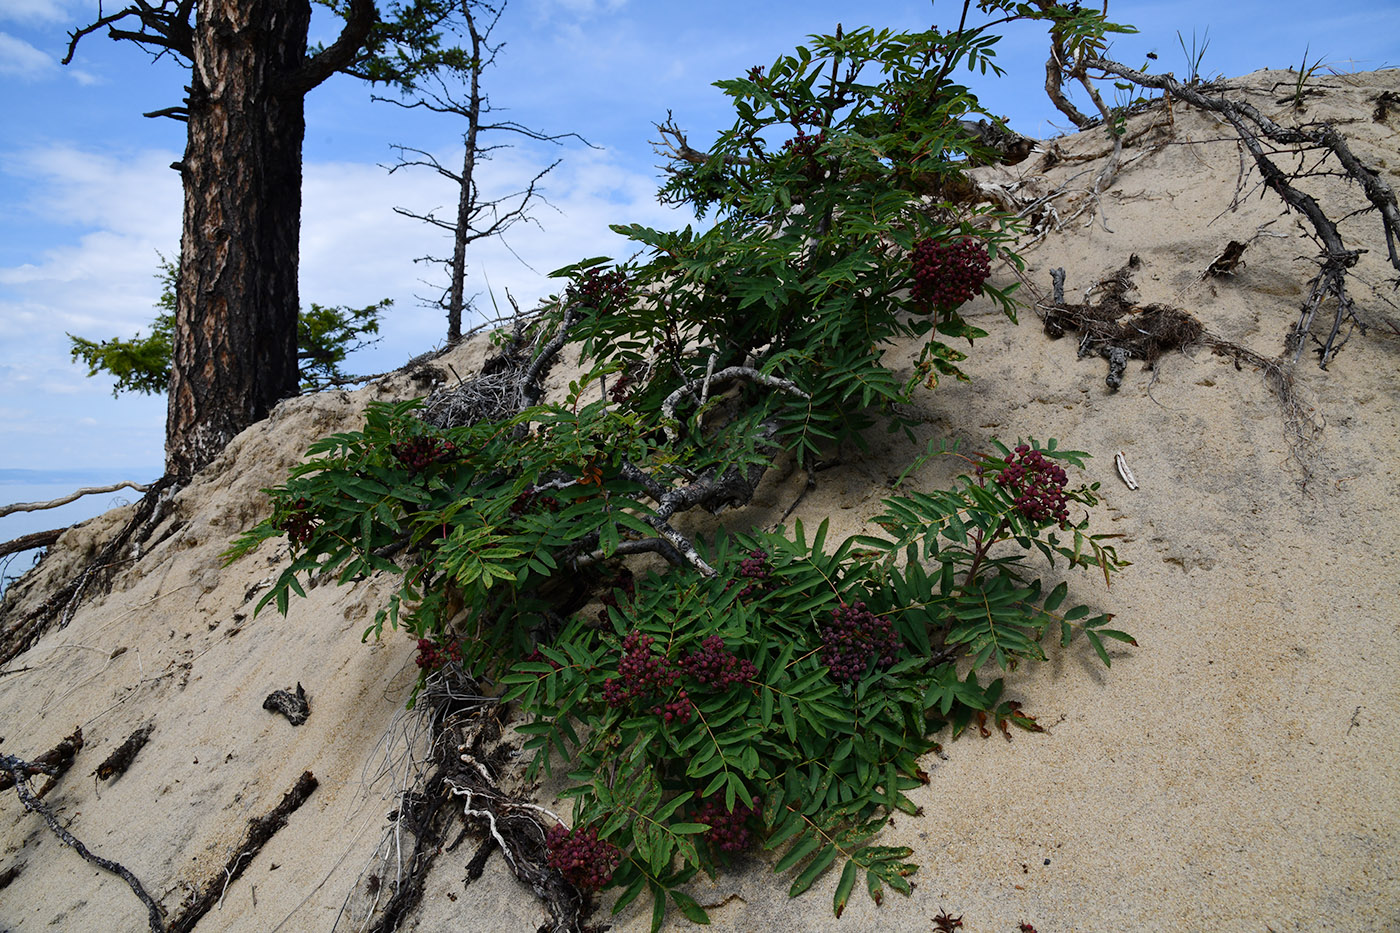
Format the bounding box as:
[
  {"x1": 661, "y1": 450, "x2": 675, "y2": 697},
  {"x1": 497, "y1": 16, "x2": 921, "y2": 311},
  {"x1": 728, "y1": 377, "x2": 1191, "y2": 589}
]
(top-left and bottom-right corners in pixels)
[
  {"x1": 734, "y1": 549, "x2": 774, "y2": 600},
  {"x1": 389, "y1": 435, "x2": 459, "y2": 473},
  {"x1": 820, "y1": 601, "x2": 902, "y2": 683},
  {"x1": 602, "y1": 630, "x2": 678, "y2": 708},
  {"x1": 569, "y1": 268, "x2": 631, "y2": 310},
  {"x1": 679, "y1": 636, "x2": 757, "y2": 690},
  {"x1": 545, "y1": 823, "x2": 620, "y2": 892},
  {"x1": 278, "y1": 497, "x2": 318, "y2": 546},
  {"x1": 509, "y1": 486, "x2": 561, "y2": 516},
  {"x1": 992, "y1": 445, "x2": 1071, "y2": 527},
  {"x1": 692, "y1": 794, "x2": 759, "y2": 856},
  {"x1": 414, "y1": 636, "x2": 463, "y2": 671},
  {"x1": 909, "y1": 237, "x2": 991, "y2": 313}
]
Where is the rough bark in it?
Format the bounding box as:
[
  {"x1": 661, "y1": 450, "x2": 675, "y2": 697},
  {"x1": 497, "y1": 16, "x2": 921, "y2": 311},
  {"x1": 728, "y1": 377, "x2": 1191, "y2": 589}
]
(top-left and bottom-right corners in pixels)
[
  {"x1": 165, "y1": 1, "x2": 308, "y2": 478},
  {"x1": 162, "y1": 0, "x2": 375, "y2": 479}
]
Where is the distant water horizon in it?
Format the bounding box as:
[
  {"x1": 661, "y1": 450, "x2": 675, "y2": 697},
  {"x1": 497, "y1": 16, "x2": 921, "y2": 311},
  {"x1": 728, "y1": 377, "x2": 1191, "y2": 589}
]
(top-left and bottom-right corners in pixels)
[{"x1": 1, "y1": 466, "x2": 164, "y2": 597}]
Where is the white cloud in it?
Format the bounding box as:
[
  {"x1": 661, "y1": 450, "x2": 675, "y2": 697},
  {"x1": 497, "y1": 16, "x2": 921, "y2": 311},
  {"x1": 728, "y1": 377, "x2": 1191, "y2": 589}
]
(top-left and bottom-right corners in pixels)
[
  {"x1": 0, "y1": 0, "x2": 73, "y2": 24},
  {"x1": 0, "y1": 31, "x2": 56, "y2": 80}
]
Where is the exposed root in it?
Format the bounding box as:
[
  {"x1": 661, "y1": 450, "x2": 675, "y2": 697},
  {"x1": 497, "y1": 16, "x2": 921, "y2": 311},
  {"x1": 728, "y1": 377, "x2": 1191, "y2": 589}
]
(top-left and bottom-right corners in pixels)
[
  {"x1": 2, "y1": 750, "x2": 165, "y2": 932},
  {"x1": 1041, "y1": 261, "x2": 1322, "y2": 478},
  {"x1": 337, "y1": 669, "x2": 590, "y2": 933}
]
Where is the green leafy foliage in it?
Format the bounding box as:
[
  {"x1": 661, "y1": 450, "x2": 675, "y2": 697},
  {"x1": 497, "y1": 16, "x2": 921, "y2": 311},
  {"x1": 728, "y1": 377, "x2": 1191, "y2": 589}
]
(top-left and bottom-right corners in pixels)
[
  {"x1": 70, "y1": 254, "x2": 388, "y2": 395},
  {"x1": 501, "y1": 442, "x2": 1126, "y2": 927},
  {"x1": 227, "y1": 7, "x2": 1138, "y2": 929}
]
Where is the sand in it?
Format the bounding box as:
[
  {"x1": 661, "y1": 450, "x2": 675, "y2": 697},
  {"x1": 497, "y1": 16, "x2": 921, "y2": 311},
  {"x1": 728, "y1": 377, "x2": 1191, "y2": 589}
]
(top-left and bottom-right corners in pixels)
[{"x1": 2, "y1": 69, "x2": 1398, "y2": 933}]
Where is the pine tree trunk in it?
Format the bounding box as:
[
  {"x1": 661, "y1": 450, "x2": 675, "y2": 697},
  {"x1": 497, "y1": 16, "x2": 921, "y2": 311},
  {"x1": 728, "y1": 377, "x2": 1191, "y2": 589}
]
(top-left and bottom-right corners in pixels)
[{"x1": 165, "y1": 0, "x2": 310, "y2": 478}]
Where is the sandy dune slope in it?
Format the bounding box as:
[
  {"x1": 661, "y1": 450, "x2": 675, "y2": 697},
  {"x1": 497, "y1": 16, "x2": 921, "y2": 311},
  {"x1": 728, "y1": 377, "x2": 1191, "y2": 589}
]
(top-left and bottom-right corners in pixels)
[{"x1": 2, "y1": 69, "x2": 1397, "y2": 933}]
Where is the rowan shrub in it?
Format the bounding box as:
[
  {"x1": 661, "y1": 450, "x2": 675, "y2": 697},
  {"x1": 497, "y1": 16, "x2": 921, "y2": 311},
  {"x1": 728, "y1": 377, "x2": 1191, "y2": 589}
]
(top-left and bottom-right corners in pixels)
[{"x1": 229, "y1": 5, "x2": 1140, "y2": 928}]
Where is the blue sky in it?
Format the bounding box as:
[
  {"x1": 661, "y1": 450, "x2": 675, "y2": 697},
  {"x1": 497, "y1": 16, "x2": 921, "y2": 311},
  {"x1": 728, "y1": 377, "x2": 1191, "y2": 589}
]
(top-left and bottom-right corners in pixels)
[{"x1": 0, "y1": 0, "x2": 1397, "y2": 549}]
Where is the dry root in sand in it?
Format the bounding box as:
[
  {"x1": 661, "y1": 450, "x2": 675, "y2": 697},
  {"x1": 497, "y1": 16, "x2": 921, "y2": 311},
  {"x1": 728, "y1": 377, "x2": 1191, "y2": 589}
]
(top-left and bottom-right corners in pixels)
[
  {"x1": 338, "y1": 669, "x2": 590, "y2": 933},
  {"x1": 1041, "y1": 38, "x2": 1400, "y2": 369},
  {"x1": 1040, "y1": 257, "x2": 1322, "y2": 475}
]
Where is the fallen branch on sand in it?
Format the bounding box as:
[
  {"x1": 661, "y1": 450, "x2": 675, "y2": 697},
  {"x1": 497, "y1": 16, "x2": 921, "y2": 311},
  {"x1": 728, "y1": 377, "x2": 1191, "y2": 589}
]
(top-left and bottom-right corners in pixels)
[
  {"x1": 166, "y1": 771, "x2": 319, "y2": 933},
  {"x1": 2, "y1": 748, "x2": 165, "y2": 933}
]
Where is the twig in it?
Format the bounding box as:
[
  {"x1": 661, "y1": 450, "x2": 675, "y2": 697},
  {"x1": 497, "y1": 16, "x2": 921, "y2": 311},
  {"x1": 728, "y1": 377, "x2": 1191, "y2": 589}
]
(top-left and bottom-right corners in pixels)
[
  {"x1": 2, "y1": 752, "x2": 165, "y2": 932},
  {"x1": 660, "y1": 365, "x2": 808, "y2": 442}
]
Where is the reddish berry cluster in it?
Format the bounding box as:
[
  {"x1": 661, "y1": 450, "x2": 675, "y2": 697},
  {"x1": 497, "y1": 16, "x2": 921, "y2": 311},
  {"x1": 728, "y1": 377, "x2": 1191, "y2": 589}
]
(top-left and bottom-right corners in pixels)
[
  {"x1": 734, "y1": 549, "x2": 774, "y2": 600},
  {"x1": 909, "y1": 237, "x2": 991, "y2": 312},
  {"x1": 820, "y1": 601, "x2": 901, "y2": 683},
  {"x1": 414, "y1": 637, "x2": 462, "y2": 671},
  {"x1": 390, "y1": 435, "x2": 458, "y2": 472},
  {"x1": 608, "y1": 372, "x2": 636, "y2": 404},
  {"x1": 782, "y1": 128, "x2": 826, "y2": 161},
  {"x1": 680, "y1": 636, "x2": 757, "y2": 690},
  {"x1": 570, "y1": 268, "x2": 630, "y2": 310},
  {"x1": 509, "y1": 486, "x2": 561, "y2": 516},
  {"x1": 602, "y1": 631, "x2": 679, "y2": 707},
  {"x1": 994, "y1": 444, "x2": 1070, "y2": 526},
  {"x1": 651, "y1": 690, "x2": 693, "y2": 724},
  {"x1": 278, "y1": 497, "x2": 318, "y2": 546},
  {"x1": 545, "y1": 824, "x2": 620, "y2": 892},
  {"x1": 692, "y1": 795, "x2": 759, "y2": 856}
]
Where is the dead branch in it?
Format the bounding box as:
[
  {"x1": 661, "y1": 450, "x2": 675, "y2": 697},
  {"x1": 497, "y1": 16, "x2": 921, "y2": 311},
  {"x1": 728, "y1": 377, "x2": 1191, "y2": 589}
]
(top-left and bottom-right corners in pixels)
[
  {"x1": 1, "y1": 475, "x2": 177, "y2": 667},
  {"x1": 2, "y1": 751, "x2": 165, "y2": 932},
  {"x1": 661, "y1": 365, "x2": 809, "y2": 442},
  {"x1": 1075, "y1": 56, "x2": 1400, "y2": 366},
  {"x1": 0, "y1": 481, "x2": 152, "y2": 519},
  {"x1": 0, "y1": 528, "x2": 63, "y2": 560},
  {"x1": 166, "y1": 771, "x2": 318, "y2": 933},
  {"x1": 1041, "y1": 262, "x2": 1321, "y2": 477},
  {"x1": 0, "y1": 727, "x2": 82, "y2": 797},
  {"x1": 94, "y1": 723, "x2": 155, "y2": 781}
]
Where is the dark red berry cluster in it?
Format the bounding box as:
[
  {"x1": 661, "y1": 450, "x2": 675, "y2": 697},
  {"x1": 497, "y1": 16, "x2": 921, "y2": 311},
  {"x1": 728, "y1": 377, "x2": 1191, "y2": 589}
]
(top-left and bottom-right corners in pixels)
[
  {"x1": 747, "y1": 65, "x2": 766, "y2": 83},
  {"x1": 782, "y1": 128, "x2": 826, "y2": 162},
  {"x1": 509, "y1": 486, "x2": 561, "y2": 516},
  {"x1": 390, "y1": 435, "x2": 458, "y2": 472},
  {"x1": 820, "y1": 601, "x2": 901, "y2": 683},
  {"x1": 414, "y1": 636, "x2": 462, "y2": 671},
  {"x1": 734, "y1": 549, "x2": 774, "y2": 600},
  {"x1": 651, "y1": 690, "x2": 693, "y2": 724},
  {"x1": 994, "y1": 444, "x2": 1070, "y2": 526},
  {"x1": 570, "y1": 268, "x2": 630, "y2": 310},
  {"x1": 909, "y1": 237, "x2": 991, "y2": 312},
  {"x1": 608, "y1": 372, "x2": 636, "y2": 404},
  {"x1": 602, "y1": 631, "x2": 682, "y2": 712},
  {"x1": 278, "y1": 497, "x2": 318, "y2": 546},
  {"x1": 680, "y1": 636, "x2": 757, "y2": 690},
  {"x1": 544, "y1": 823, "x2": 620, "y2": 892},
  {"x1": 692, "y1": 794, "x2": 759, "y2": 856}
]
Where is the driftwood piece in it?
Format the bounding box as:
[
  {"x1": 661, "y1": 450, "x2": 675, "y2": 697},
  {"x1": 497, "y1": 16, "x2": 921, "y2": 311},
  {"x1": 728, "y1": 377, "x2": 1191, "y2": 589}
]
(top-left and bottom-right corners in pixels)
[
  {"x1": 0, "y1": 481, "x2": 152, "y2": 519},
  {"x1": 0, "y1": 528, "x2": 64, "y2": 560},
  {"x1": 166, "y1": 771, "x2": 318, "y2": 933},
  {"x1": 94, "y1": 722, "x2": 154, "y2": 781},
  {"x1": 2, "y1": 751, "x2": 165, "y2": 932},
  {"x1": 263, "y1": 683, "x2": 310, "y2": 726}
]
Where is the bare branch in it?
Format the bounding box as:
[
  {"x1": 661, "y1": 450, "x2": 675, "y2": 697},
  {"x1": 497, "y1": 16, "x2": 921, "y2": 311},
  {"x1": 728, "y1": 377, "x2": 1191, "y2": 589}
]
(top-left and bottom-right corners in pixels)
[
  {"x1": 0, "y1": 528, "x2": 64, "y2": 560},
  {"x1": 284, "y1": 0, "x2": 376, "y2": 96},
  {"x1": 0, "y1": 481, "x2": 152, "y2": 519},
  {"x1": 63, "y1": 1, "x2": 194, "y2": 65},
  {"x1": 2, "y1": 753, "x2": 165, "y2": 932}
]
